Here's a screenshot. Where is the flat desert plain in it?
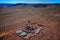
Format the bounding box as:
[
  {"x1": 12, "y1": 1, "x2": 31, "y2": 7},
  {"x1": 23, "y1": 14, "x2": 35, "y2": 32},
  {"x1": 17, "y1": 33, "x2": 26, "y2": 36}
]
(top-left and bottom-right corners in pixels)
[{"x1": 0, "y1": 5, "x2": 60, "y2": 40}]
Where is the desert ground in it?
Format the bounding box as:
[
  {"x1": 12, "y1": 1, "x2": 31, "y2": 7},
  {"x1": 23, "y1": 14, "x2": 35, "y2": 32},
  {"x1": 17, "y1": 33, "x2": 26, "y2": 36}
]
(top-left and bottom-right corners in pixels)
[{"x1": 0, "y1": 5, "x2": 60, "y2": 40}]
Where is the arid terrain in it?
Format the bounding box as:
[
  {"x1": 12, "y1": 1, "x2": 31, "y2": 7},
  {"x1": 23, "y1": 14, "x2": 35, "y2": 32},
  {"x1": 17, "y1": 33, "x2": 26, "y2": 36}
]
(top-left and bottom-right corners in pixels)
[{"x1": 0, "y1": 5, "x2": 60, "y2": 40}]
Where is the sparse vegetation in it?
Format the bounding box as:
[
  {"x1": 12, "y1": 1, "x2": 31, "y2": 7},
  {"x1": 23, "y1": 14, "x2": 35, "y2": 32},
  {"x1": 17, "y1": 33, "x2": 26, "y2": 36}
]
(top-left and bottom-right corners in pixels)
[{"x1": 0, "y1": 5, "x2": 60, "y2": 40}]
